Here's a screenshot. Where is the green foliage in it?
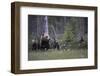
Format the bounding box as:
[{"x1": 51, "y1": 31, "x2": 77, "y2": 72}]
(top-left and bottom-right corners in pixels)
[
  {"x1": 63, "y1": 25, "x2": 74, "y2": 42},
  {"x1": 62, "y1": 18, "x2": 76, "y2": 43},
  {"x1": 61, "y1": 18, "x2": 88, "y2": 49}
]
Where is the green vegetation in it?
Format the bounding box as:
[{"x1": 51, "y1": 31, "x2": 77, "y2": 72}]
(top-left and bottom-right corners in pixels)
[
  {"x1": 28, "y1": 49, "x2": 88, "y2": 60},
  {"x1": 61, "y1": 17, "x2": 87, "y2": 49}
]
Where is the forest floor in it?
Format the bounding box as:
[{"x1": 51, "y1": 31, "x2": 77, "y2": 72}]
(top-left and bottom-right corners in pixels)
[{"x1": 28, "y1": 48, "x2": 88, "y2": 60}]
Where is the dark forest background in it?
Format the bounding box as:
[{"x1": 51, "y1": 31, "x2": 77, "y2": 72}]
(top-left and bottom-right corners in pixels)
[{"x1": 28, "y1": 15, "x2": 88, "y2": 50}]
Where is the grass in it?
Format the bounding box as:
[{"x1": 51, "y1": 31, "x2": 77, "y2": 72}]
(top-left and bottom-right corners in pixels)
[{"x1": 28, "y1": 48, "x2": 88, "y2": 61}]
